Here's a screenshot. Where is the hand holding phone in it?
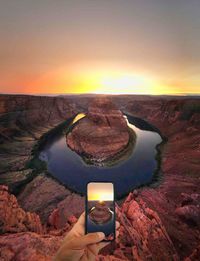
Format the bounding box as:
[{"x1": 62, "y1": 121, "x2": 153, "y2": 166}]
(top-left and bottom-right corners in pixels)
[{"x1": 85, "y1": 182, "x2": 115, "y2": 241}]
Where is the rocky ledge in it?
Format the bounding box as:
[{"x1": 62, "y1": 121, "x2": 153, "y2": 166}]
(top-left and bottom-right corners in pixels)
[
  {"x1": 2, "y1": 185, "x2": 200, "y2": 260},
  {"x1": 89, "y1": 201, "x2": 112, "y2": 224},
  {"x1": 0, "y1": 185, "x2": 179, "y2": 261},
  {"x1": 0, "y1": 94, "x2": 82, "y2": 192},
  {"x1": 66, "y1": 98, "x2": 135, "y2": 164},
  {"x1": 0, "y1": 94, "x2": 199, "y2": 260}
]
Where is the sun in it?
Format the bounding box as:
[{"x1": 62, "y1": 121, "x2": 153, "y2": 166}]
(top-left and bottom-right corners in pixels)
[
  {"x1": 89, "y1": 192, "x2": 113, "y2": 201},
  {"x1": 96, "y1": 74, "x2": 156, "y2": 94}
]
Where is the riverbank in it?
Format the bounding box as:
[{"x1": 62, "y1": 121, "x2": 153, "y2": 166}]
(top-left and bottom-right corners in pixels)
[
  {"x1": 77, "y1": 127, "x2": 137, "y2": 167},
  {"x1": 0, "y1": 94, "x2": 199, "y2": 260}
]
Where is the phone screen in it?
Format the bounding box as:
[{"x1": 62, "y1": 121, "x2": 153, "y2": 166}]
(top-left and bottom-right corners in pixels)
[{"x1": 86, "y1": 182, "x2": 115, "y2": 241}]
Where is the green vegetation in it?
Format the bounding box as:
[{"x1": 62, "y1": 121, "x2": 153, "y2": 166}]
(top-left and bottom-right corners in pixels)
[
  {"x1": 25, "y1": 157, "x2": 47, "y2": 173},
  {"x1": 150, "y1": 137, "x2": 167, "y2": 188}
]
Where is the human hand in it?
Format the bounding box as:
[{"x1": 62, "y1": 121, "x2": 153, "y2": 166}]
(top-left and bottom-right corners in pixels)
[{"x1": 54, "y1": 212, "x2": 120, "y2": 261}]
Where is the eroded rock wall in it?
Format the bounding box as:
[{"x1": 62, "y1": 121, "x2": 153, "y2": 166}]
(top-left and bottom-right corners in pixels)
[{"x1": 0, "y1": 94, "x2": 199, "y2": 260}]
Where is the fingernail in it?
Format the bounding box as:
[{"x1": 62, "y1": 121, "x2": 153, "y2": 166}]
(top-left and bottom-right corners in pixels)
[{"x1": 97, "y1": 232, "x2": 105, "y2": 239}]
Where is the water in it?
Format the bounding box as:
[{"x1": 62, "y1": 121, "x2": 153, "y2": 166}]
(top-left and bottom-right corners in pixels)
[
  {"x1": 86, "y1": 200, "x2": 115, "y2": 239},
  {"x1": 39, "y1": 114, "x2": 162, "y2": 198}
]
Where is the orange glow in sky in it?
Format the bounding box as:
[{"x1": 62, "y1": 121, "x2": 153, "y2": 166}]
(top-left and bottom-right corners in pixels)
[
  {"x1": 0, "y1": 62, "x2": 197, "y2": 95},
  {"x1": 10, "y1": 63, "x2": 185, "y2": 95},
  {"x1": 88, "y1": 183, "x2": 114, "y2": 201},
  {"x1": 0, "y1": 1, "x2": 200, "y2": 95}
]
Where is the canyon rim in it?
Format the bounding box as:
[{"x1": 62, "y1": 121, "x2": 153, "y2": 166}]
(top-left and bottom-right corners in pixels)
[{"x1": 0, "y1": 94, "x2": 200, "y2": 260}]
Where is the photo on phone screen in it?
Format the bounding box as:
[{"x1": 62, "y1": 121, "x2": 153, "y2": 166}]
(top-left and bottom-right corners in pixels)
[{"x1": 86, "y1": 182, "x2": 115, "y2": 241}]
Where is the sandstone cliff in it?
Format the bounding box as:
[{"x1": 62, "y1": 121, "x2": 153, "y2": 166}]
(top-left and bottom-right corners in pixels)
[
  {"x1": 0, "y1": 94, "x2": 199, "y2": 260},
  {"x1": 66, "y1": 98, "x2": 134, "y2": 163},
  {"x1": 0, "y1": 94, "x2": 81, "y2": 191},
  {"x1": 0, "y1": 185, "x2": 179, "y2": 261},
  {"x1": 1, "y1": 185, "x2": 199, "y2": 260},
  {"x1": 0, "y1": 185, "x2": 42, "y2": 234}
]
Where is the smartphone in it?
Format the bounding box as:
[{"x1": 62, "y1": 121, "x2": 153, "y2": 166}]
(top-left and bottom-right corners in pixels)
[{"x1": 85, "y1": 182, "x2": 115, "y2": 241}]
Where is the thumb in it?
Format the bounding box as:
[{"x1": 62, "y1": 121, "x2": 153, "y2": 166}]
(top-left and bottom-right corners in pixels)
[{"x1": 69, "y1": 232, "x2": 105, "y2": 249}]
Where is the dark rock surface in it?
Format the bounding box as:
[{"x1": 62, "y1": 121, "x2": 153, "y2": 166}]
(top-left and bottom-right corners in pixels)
[
  {"x1": 17, "y1": 174, "x2": 73, "y2": 223},
  {"x1": 175, "y1": 192, "x2": 200, "y2": 227},
  {"x1": 0, "y1": 94, "x2": 81, "y2": 191},
  {"x1": 47, "y1": 193, "x2": 85, "y2": 229}
]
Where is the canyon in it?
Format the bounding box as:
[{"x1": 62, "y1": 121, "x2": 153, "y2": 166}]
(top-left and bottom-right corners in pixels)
[
  {"x1": 0, "y1": 94, "x2": 200, "y2": 260},
  {"x1": 66, "y1": 97, "x2": 134, "y2": 164}
]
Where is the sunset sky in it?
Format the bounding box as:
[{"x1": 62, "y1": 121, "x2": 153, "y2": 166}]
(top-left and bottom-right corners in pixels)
[
  {"x1": 88, "y1": 183, "x2": 114, "y2": 201},
  {"x1": 0, "y1": 0, "x2": 200, "y2": 95}
]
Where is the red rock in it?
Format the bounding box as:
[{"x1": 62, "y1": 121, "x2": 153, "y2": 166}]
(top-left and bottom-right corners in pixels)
[
  {"x1": 184, "y1": 244, "x2": 200, "y2": 261},
  {"x1": 1, "y1": 94, "x2": 200, "y2": 260},
  {"x1": 113, "y1": 248, "x2": 129, "y2": 259},
  {"x1": 0, "y1": 185, "x2": 43, "y2": 234},
  {"x1": 0, "y1": 183, "x2": 180, "y2": 261},
  {"x1": 17, "y1": 174, "x2": 71, "y2": 223},
  {"x1": 0, "y1": 94, "x2": 79, "y2": 183},
  {"x1": 67, "y1": 215, "x2": 77, "y2": 225},
  {"x1": 66, "y1": 98, "x2": 133, "y2": 162},
  {"x1": 124, "y1": 97, "x2": 200, "y2": 259},
  {"x1": 175, "y1": 205, "x2": 200, "y2": 227},
  {"x1": 89, "y1": 201, "x2": 112, "y2": 224},
  {"x1": 180, "y1": 193, "x2": 200, "y2": 206},
  {"x1": 48, "y1": 209, "x2": 60, "y2": 229},
  {"x1": 113, "y1": 193, "x2": 179, "y2": 261},
  {"x1": 47, "y1": 194, "x2": 84, "y2": 229},
  {"x1": 0, "y1": 232, "x2": 62, "y2": 261}
]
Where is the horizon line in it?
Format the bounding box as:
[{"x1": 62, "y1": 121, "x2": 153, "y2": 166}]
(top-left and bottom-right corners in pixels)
[{"x1": 0, "y1": 92, "x2": 200, "y2": 97}]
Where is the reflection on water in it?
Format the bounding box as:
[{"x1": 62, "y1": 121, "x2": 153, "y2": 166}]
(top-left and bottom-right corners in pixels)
[
  {"x1": 72, "y1": 113, "x2": 86, "y2": 124},
  {"x1": 39, "y1": 114, "x2": 162, "y2": 198},
  {"x1": 87, "y1": 200, "x2": 114, "y2": 240}
]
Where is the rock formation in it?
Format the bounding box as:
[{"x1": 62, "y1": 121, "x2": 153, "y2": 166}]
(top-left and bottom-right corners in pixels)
[
  {"x1": 0, "y1": 185, "x2": 43, "y2": 234},
  {"x1": 0, "y1": 232, "x2": 63, "y2": 261},
  {"x1": 17, "y1": 174, "x2": 73, "y2": 223},
  {"x1": 89, "y1": 201, "x2": 112, "y2": 224},
  {"x1": 97, "y1": 192, "x2": 180, "y2": 261},
  {"x1": 66, "y1": 98, "x2": 134, "y2": 163},
  {"x1": 0, "y1": 94, "x2": 200, "y2": 260},
  {"x1": 175, "y1": 193, "x2": 200, "y2": 228},
  {"x1": 47, "y1": 193, "x2": 84, "y2": 229},
  {"x1": 0, "y1": 186, "x2": 180, "y2": 261},
  {"x1": 0, "y1": 94, "x2": 80, "y2": 192}
]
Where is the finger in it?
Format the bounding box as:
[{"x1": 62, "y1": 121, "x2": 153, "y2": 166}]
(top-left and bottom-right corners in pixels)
[
  {"x1": 66, "y1": 212, "x2": 86, "y2": 240},
  {"x1": 97, "y1": 241, "x2": 110, "y2": 251},
  {"x1": 84, "y1": 247, "x2": 97, "y2": 261},
  {"x1": 88, "y1": 240, "x2": 110, "y2": 256},
  {"x1": 76, "y1": 212, "x2": 85, "y2": 226},
  {"x1": 87, "y1": 243, "x2": 99, "y2": 256},
  {"x1": 116, "y1": 221, "x2": 120, "y2": 229},
  {"x1": 69, "y1": 232, "x2": 105, "y2": 249}
]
